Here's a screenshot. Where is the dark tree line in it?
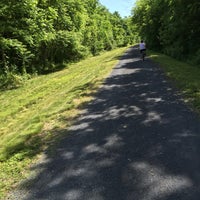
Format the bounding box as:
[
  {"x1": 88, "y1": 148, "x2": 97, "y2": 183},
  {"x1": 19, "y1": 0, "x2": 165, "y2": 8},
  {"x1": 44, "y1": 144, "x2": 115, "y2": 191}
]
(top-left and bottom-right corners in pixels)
[
  {"x1": 132, "y1": 0, "x2": 200, "y2": 64},
  {"x1": 0, "y1": 0, "x2": 136, "y2": 84}
]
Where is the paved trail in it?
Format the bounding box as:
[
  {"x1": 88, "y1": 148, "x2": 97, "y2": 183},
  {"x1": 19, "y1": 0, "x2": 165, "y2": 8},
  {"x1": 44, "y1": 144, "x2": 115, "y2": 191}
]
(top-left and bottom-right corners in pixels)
[{"x1": 9, "y1": 47, "x2": 200, "y2": 200}]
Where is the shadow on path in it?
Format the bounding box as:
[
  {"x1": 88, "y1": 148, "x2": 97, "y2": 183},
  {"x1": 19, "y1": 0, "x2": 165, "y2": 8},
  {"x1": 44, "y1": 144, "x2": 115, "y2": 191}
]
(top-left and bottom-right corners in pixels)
[{"x1": 12, "y1": 47, "x2": 200, "y2": 200}]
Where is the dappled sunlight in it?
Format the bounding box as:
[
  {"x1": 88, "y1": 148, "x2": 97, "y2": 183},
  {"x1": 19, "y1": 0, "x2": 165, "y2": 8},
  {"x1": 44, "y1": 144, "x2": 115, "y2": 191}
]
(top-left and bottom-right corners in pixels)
[
  {"x1": 63, "y1": 189, "x2": 83, "y2": 200},
  {"x1": 127, "y1": 162, "x2": 193, "y2": 200},
  {"x1": 9, "y1": 46, "x2": 200, "y2": 200},
  {"x1": 61, "y1": 151, "x2": 74, "y2": 160},
  {"x1": 104, "y1": 134, "x2": 124, "y2": 148},
  {"x1": 48, "y1": 174, "x2": 65, "y2": 188},
  {"x1": 105, "y1": 105, "x2": 143, "y2": 120},
  {"x1": 94, "y1": 157, "x2": 116, "y2": 168},
  {"x1": 68, "y1": 121, "x2": 94, "y2": 132},
  {"x1": 121, "y1": 58, "x2": 141, "y2": 63},
  {"x1": 143, "y1": 111, "x2": 162, "y2": 125},
  {"x1": 65, "y1": 162, "x2": 96, "y2": 178},
  {"x1": 111, "y1": 66, "x2": 141, "y2": 76},
  {"x1": 83, "y1": 143, "x2": 107, "y2": 154},
  {"x1": 174, "y1": 131, "x2": 198, "y2": 138},
  {"x1": 146, "y1": 97, "x2": 164, "y2": 103},
  {"x1": 82, "y1": 134, "x2": 124, "y2": 158}
]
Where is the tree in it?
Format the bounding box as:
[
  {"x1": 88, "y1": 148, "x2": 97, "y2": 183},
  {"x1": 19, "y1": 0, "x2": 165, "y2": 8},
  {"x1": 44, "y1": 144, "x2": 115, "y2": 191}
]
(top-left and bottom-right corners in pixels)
[
  {"x1": 0, "y1": 0, "x2": 135, "y2": 87},
  {"x1": 132, "y1": 0, "x2": 200, "y2": 63}
]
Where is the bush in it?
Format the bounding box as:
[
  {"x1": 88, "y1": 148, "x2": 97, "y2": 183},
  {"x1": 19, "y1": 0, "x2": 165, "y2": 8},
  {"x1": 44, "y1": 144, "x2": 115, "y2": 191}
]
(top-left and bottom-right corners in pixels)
[
  {"x1": 0, "y1": 72, "x2": 31, "y2": 90},
  {"x1": 163, "y1": 42, "x2": 184, "y2": 60},
  {"x1": 36, "y1": 31, "x2": 89, "y2": 72},
  {"x1": 0, "y1": 38, "x2": 34, "y2": 74},
  {"x1": 190, "y1": 49, "x2": 200, "y2": 65}
]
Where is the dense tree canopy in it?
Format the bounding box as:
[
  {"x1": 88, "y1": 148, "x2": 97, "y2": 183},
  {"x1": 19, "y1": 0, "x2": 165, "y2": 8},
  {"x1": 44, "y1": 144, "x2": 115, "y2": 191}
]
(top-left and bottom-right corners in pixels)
[
  {"x1": 132, "y1": 0, "x2": 200, "y2": 64},
  {"x1": 0, "y1": 0, "x2": 135, "y2": 83}
]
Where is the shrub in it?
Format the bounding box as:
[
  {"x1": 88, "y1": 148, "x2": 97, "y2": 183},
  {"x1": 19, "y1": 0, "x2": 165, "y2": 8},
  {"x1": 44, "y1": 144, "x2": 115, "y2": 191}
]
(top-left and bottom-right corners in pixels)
[
  {"x1": 0, "y1": 38, "x2": 34, "y2": 74},
  {"x1": 36, "y1": 31, "x2": 89, "y2": 72},
  {"x1": 190, "y1": 49, "x2": 200, "y2": 65}
]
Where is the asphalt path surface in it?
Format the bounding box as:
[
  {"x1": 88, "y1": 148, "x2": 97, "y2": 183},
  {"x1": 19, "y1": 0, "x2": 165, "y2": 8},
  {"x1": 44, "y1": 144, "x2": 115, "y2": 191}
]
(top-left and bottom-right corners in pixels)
[{"x1": 9, "y1": 47, "x2": 200, "y2": 200}]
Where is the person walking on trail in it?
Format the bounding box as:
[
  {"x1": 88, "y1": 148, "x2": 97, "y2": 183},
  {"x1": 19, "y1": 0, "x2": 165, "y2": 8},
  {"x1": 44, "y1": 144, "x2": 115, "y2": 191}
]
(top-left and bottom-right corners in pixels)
[{"x1": 139, "y1": 40, "x2": 146, "y2": 59}]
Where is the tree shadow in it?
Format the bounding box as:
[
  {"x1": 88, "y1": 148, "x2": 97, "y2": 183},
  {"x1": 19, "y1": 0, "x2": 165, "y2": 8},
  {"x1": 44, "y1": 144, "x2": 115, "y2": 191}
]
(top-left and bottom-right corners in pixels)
[{"x1": 11, "y1": 46, "x2": 200, "y2": 200}]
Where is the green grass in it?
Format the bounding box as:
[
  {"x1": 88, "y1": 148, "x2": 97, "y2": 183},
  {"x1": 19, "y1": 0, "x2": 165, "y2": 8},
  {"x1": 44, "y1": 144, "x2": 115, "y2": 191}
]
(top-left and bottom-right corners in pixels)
[
  {"x1": 0, "y1": 47, "x2": 127, "y2": 199},
  {"x1": 149, "y1": 51, "x2": 200, "y2": 113}
]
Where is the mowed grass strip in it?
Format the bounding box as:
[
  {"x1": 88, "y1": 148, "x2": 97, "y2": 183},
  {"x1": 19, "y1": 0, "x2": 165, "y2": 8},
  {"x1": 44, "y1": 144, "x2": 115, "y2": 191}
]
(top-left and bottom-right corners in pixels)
[
  {"x1": 0, "y1": 47, "x2": 127, "y2": 198},
  {"x1": 150, "y1": 51, "x2": 200, "y2": 113}
]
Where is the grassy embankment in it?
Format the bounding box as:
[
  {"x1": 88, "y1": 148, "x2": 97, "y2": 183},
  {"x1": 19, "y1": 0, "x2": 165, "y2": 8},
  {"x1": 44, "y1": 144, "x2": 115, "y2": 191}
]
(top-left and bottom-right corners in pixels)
[
  {"x1": 150, "y1": 51, "x2": 200, "y2": 113},
  {"x1": 0, "y1": 47, "x2": 127, "y2": 199}
]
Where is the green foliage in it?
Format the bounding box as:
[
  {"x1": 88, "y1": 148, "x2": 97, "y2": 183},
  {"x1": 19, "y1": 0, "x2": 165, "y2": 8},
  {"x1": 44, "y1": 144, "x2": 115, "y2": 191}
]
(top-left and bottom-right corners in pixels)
[
  {"x1": 189, "y1": 49, "x2": 200, "y2": 66},
  {"x1": 0, "y1": 0, "x2": 135, "y2": 88},
  {"x1": 0, "y1": 73, "x2": 27, "y2": 90},
  {"x1": 132, "y1": 0, "x2": 200, "y2": 64},
  {"x1": 36, "y1": 31, "x2": 88, "y2": 73},
  {"x1": 0, "y1": 38, "x2": 34, "y2": 74}
]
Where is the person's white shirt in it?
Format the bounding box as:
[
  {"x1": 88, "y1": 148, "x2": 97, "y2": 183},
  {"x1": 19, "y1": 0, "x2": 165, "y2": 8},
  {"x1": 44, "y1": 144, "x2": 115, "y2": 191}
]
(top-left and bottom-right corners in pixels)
[{"x1": 139, "y1": 42, "x2": 146, "y2": 50}]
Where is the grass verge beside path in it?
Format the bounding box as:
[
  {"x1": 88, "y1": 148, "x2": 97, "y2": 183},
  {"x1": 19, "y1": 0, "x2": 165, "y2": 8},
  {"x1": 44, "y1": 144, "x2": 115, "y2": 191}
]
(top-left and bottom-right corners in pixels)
[
  {"x1": 149, "y1": 51, "x2": 200, "y2": 114},
  {"x1": 0, "y1": 47, "x2": 128, "y2": 199}
]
